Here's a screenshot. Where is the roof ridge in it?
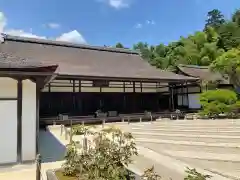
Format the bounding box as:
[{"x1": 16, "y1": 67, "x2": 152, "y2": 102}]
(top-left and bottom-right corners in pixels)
[
  {"x1": 178, "y1": 64, "x2": 209, "y2": 69},
  {"x1": 2, "y1": 34, "x2": 139, "y2": 55}
]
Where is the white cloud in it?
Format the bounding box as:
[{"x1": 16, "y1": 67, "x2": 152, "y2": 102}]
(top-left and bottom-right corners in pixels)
[
  {"x1": 98, "y1": 0, "x2": 131, "y2": 9},
  {"x1": 0, "y1": 11, "x2": 87, "y2": 44},
  {"x1": 146, "y1": 20, "x2": 156, "y2": 25},
  {"x1": 46, "y1": 23, "x2": 61, "y2": 29},
  {"x1": 0, "y1": 12, "x2": 6, "y2": 32},
  {"x1": 135, "y1": 23, "x2": 142, "y2": 29},
  {"x1": 0, "y1": 11, "x2": 46, "y2": 39},
  {"x1": 5, "y1": 29, "x2": 46, "y2": 39},
  {"x1": 56, "y1": 30, "x2": 86, "y2": 44}
]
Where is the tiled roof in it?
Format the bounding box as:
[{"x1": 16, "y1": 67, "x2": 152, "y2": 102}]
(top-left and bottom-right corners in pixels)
[
  {"x1": 0, "y1": 34, "x2": 197, "y2": 82},
  {"x1": 176, "y1": 64, "x2": 229, "y2": 84}
]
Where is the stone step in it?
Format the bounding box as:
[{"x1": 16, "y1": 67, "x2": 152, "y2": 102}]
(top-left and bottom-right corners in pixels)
[
  {"x1": 123, "y1": 127, "x2": 240, "y2": 136},
  {"x1": 132, "y1": 133, "x2": 240, "y2": 143},
  {"x1": 161, "y1": 150, "x2": 240, "y2": 162},
  {"x1": 139, "y1": 142, "x2": 240, "y2": 155},
  {"x1": 135, "y1": 138, "x2": 240, "y2": 148},
  {"x1": 123, "y1": 123, "x2": 240, "y2": 129}
]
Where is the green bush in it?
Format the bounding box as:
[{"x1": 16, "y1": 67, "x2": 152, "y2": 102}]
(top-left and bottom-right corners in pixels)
[
  {"x1": 62, "y1": 127, "x2": 138, "y2": 180},
  {"x1": 199, "y1": 89, "x2": 237, "y2": 116},
  {"x1": 184, "y1": 167, "x2": 212, "y2": 180}
]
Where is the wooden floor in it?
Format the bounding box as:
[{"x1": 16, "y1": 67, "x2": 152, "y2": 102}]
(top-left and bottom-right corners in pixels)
[{"x1": 39, "y1": 111, "x2": 192, "y2": 127}]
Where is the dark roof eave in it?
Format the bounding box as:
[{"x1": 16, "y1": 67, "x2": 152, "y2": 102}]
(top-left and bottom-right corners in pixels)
[
  {"x1": 3, "y1": 34, "x2": 139, "y2": 55},
  {"x1": 57, "y1": 74, "x2": 199, "y2": 83}
]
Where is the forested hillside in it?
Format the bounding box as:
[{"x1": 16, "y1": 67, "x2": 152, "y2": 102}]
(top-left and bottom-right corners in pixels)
[
  {"x1": 115, "y1": 9, "x2": 240, "y2": 87},
  {"x1": 115, "y1": 9, "x2": 240, "y2": 69}
]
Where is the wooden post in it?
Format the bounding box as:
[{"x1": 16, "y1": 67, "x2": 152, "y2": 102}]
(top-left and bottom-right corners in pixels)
[
  {"x1": 60, "y1": 124, "x2": 63, "y2": 136},
  {"x1": 36, "y1": 154, "x2": 41, "y2": 180},
  {"x1": 140, "y1": 117, "x2": 142, "y2": 122},
  {"x1": 102, "y1": 119, "x2": 105, "y2": 128},
  {"x1": 70, "y1": 119, "x2": 73, "y2": 144},
  {"x1": 64, "y1": 126, "x2": 68, "y2": 140},
  {"x1": 128, "y1": 117, "x2": 130, "y2": 124},
  {"x1": 122, "y1": 117, "x2": 124, "y2": 122},
  {"x1": 83, "y1": 137, "x2": 88, "y2": 153},
  {"x1": 82, "y1": 121, "x2": 85, "y2": 126}
]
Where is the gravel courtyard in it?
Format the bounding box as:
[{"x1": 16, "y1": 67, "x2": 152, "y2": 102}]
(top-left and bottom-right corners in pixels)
[{"x1": 105, "y1": 119, "x2": 240, "y2": 180}]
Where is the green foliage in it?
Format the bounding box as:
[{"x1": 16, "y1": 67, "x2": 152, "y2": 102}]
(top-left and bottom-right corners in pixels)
[
  {"x1": 199, "y1": 89, "x2": 237, "y2": 116},
  {"x1": 205, "y1": 9, "x2": 225, "y2": 30},
  {"x1": 124, "y1": 8, "x2": 240, "y2": 74},
  {"x1": 232, "y1": 9, "x2": 240, "y2": 26},
  {"x1": 62, "y1": 126, "x2": 138, "y2": 180},
  {"x1": 115, "y1": 42, "x2": 124, "y2": 48},
  {"x1": 217, "y1": 22, "x2": 240, "y2": 50},
  {"x1": 211, "y1": 48, "x2": 240, "y2": 87},
  {"x1": 141, "y1": 166, "x2": 161, "y2": 180},
  {"x1": 230, "y1": 100, "x2": 240, "y2": 114},
  {"x1": 184, "y1": 167, "x2": 212, "y2": 180}
]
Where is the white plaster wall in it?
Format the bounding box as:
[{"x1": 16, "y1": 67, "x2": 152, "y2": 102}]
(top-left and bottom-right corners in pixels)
[
  {"x1": 0, "y1": 78, "x2": 17, "y2": 164},
  {"x1": 188, "y1": 94, "x2": 201, "y2": 109},
  {"x1": 22, "y1": 79, "x2": 36, "y2": 161},
  {"x1": 0, "y1": 78, "x2": 17, "y2": 98}
]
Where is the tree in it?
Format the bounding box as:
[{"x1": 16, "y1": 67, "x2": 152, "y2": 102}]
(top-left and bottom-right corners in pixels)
[
  {"x1": 232, "y1": 9, "x2": 240, "y2": 26},
  {"x1": 217, "y1": 22, "x2": 240, "y2": 50},
  {"x1": 115, "y1": 42, "x2": 124, "y2": 48},
  {"x1": 133, "y1": 42, "x2": 153, "y2": 60},
  {"x1": 205, "y1": 9, "x2": 225, "y2": 30},
  {"x1": 62, "y1": 127, "x2": 138, "y2": 180},
  {"x1": 210, "y1": 48, "x2": 240, "y2": 87}
]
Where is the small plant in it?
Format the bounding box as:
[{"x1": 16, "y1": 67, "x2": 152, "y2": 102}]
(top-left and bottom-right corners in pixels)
[
  {"x1": 141, "y1": 166, "x2": 161, "y2": 180},
  {"x1": 62, "y1": 126, "x2": 138, "y2": 180},
  {"x1": 184, "y1": 167, "x2": 212, "y2": 180}
]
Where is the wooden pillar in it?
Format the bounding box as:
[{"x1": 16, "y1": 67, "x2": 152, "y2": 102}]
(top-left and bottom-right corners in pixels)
[
  {"x1": 133, "y1": 82, "x2": 136, "y2": 113},
  {"x1": 186, "y1": 82, "x2": 189, "y2": 108},
  {"x1": 169, "y1": 84, "x2": 172, "y2": 111},
  {"x1": 172, "y1": 84, "x2": 175, "y2": 111},
  {"x1": 123, "y1": 82, "x2": 126, "y2": 113},
  {"x1": 181, "y1": 84, "x2": 184, "y2": 107},
  {"x1": 35, "y1": 79, "x2": 40, "y2": 156},
  {"x1": 17, "y1": 79, "x2": 23, "y2": 163},
  {"x1": 140, "y1": 82, "x2": 142, "y2": 92},
  {"x1": 48, "y1": 83, "x2": 51, "y2": 92},
  {"x1": 79, "y1": 80, "x2": 81, "y2": 92}
]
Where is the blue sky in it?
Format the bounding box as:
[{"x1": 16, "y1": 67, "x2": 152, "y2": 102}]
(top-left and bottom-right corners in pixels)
[{"x1": 0, "y1": 0, "x2": 240, "y2": 47}]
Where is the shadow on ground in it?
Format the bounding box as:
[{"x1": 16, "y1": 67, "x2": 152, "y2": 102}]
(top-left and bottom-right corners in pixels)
[{"x1": 39, "y1": 130, "x2": 66, "y2": 163}]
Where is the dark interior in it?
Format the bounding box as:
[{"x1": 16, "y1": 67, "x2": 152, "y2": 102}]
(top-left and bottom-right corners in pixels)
[{"x1": 40, "y1": 92, "x2": 170, "y2": 117}]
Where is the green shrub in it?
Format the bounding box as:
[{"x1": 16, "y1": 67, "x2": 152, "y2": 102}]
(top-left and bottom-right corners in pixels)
[
  {"x1": 184, "y1": 167, "x2": 212, "y2": 180},
  {"x1": 141, "y1": 166, "x2": 161, "y2": 180},
  {"x1": 62, "y1": 127, "x2": 138, "y2": 180},
  {"x1": 199, "y1": 89, "x2": 237, "y2": 116}
]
